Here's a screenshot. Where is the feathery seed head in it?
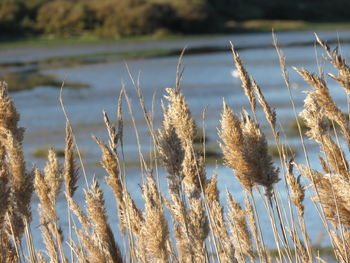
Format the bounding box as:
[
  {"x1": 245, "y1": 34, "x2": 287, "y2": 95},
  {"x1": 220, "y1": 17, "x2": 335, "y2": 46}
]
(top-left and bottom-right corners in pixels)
[
  {"x1": 63, "y1": 123, "x2": 79, "y2": 198},
  {"x1": 219, "y1": 103, "x2": 279, "y2": 198},
  {"x1": 163, "y1": 88, "x2": 196, "y2": 145},
  {"x1": 230, "y1": 42, "x2": 256, "y2": 113}
]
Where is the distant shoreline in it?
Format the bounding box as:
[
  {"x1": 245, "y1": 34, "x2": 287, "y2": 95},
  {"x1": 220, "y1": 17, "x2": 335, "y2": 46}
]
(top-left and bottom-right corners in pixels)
[
  {"x1": 3, "y1": 20, "x2": 350, "y2": 50},
  {"x1": 2, "y1": 26, "x2": 350, "y2": 70}
]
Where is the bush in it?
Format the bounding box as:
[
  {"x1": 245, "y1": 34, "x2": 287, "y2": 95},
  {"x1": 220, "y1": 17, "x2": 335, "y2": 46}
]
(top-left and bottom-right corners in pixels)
[
  {"x1": 172, "y1": 0, "x2": 220, "y2": 33},
  {"x1": 36, "y1": 0, "x2": 91, "y2": 35},
  {"x1": 92, "y1": 0, "x2": 177, "y2": 37},
  {"x1": 0, "y1": 0, "x2": 28, "y2": 35}
]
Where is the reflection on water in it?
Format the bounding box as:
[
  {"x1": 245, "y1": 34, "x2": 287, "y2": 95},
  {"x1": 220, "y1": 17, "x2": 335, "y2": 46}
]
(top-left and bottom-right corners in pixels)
[{"x1": 2, "y1": 31, "x2": 350, "y2": 256}]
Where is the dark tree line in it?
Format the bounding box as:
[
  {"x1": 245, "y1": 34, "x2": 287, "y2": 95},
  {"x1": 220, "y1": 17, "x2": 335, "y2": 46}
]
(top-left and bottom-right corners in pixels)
[{"x1": 1, "y1": 0, "x2": 350, "y2": 38}]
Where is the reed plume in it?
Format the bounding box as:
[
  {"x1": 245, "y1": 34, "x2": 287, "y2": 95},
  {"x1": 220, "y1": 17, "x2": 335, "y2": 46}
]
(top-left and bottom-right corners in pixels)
[
  {"x1": 163, "y1": 87, "x2": 196, "y2": 146},
  {"x1": 230, "y1": 42, "x2": 256, "y2": 114},
  {"x1": 160, "y1": 85, "x2": 210, "y2": 262},
  {"x1": 93, "y1": 136, "x2": 125, "y2": 231},
  {"x1": 252, "y1": 78, "x2": 276, "y2": 131},
  {"x1": 296, "y1": 68, "x2": 350, "y2": 149},
  {"x1": 316, "y1": 34, "x2": 350, "y2": 94},
  {"x1": 296, "y1": 164, "x2": 350, "y2": 227},
  {"x1": 141, "y1": 173, "x2": 170, "y2": 262},
  {"x1": 63, "y1": 122, "x2": 79, "y2": 198},
  {"x1": 34, "y1": 150, "x2": 64, "y2": 262},
  {"x1": 85, "y1": 179, "x2": 123, "y2": 263},
  {"x1": 219, "y1": 102, "x2": 279, "y2": 199},
  {"x1": 0, "y1": 82, "x2": 33, "y2": 262},
  {"x1": 299, "y1": 95, "x2": 349, "y2": 180},
  {"x1": 157, "y1": 106, "x2": 184, "y2": 185}
]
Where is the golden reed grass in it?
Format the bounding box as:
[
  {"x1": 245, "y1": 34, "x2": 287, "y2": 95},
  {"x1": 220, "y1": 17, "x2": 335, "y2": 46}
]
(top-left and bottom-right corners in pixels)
[{"x1": 1, "y1": 34, "x2": 350, "y2": 262}]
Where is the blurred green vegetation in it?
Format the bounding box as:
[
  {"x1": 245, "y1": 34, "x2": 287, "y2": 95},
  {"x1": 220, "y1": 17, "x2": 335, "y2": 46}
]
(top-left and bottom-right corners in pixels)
[
  {"x1": 0, "y1": 70, "x2": 89, "y2": 92},
  {"x1": 2, "y1": 0, "x2": 350, "y2": 39}
]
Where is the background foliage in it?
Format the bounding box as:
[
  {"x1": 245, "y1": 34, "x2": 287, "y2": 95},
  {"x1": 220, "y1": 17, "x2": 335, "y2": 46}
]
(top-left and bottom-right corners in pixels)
[{"x1": 2, "y1": 0, "x2": 350, "y2": 38}]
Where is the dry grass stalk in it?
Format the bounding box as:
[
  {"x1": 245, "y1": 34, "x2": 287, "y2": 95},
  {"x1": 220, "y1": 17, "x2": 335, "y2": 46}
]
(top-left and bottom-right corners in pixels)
[
  {"x1": 187, "y1": 195, "x2": 209, "y2": 262},
  {"x1": 331, "y1": 230, "x2": 350, "y2": 263},
  {"x1": 205, "y1": 174, "x2": 236, "y2": 262},
  {"x1": 117, "y1": 89, "x2": 124, "y2": 150},
  {"x1": 160, "y1": 86, "x2": 210, "y2": 262},
  {"x1": 219, "y1": 102, "x2": 279, "y2": 200},
  {"x1": 63, "y1": 122, "x2": 78, "y2": 263},
  {"x1": 163, "y1": 87, "x2": 196, "y2": 146},
  {"x1": 165, "y1": 171, "x2": 208, "y2": 263},
  {"x1": 182, "y1": 144, "x2": 206, "y2": 195},
  {"x1": 0, "y1": 82, "x2": 33, "y2": 261},
  {"x1": 63, "y1": 122, "x2": 79, "y2": 198},
  {"x1": 0, "y1": 173, "x2": 10, "y2": 261},
  {"x1": 5, "y1": 36, "x2": 350, "y2": 263},
  {"x1": 0, "y1": 82, "x2": 24, "y2": 142},
  {"x1": 69, "y1": 178, "x2": 123, "y2": 263},
  {"x1": 227, "y1": 192, "x2": 254, "y2": 262},
  {"x1": 157, "y1": 111, "x2": 184, "y2": 185},
  {"x1": 67, "y1": 194, "x2": 90, "y2": 233},
  {"x1": 103, "y1": 111, "x2": 119, "y2": 153},
  {"x1": 300, "y1": 95, "x2": 349, "y2": 180},
  {"x1": 315, "y1": 34, "x2": 350, "y2": 94},
  {"x1": 165, "y1": 189, "x2": 193, "y2": 263},
  {"x1": 85, "y1": 179, "x2": 123, "y2": 263},
  {"x1": 140, "y1": 173, "x2": 170, "y2": 262},
  {"x1": 245, "y1": 194, "x2": 269, "y2": 263},
  {"x1": 93, "y1": 136, "x2": 125, "y2": 232},
  {"x1": 286, "y1": 160, "x2": 305, "y2": 217},
  {"x1": 288, "y1": 227, "x2": 311, "y2": 263},
  {"x1": 286, "y1": 160, "x2": 312, "y2": 261},
  {"x1": 296, "y1": 68, "x2": 350, "y2": 149},
  {"x1": 158, "y1": 101, "x2": 190, "y2": 261},
  {"x1": 252, "y1": 78, "x2": 276, "y2": 131},
  {"x1": 295, "y1": 164, "x2": 350, "y2": 228},
  {"x1": 219, "y1": 102, "x2": 252, "y2": 191},
  {"x1": 34, "y1": 150, "x2": 65, "y2": 263},
  {"x1": 230, "y1": 42, "x2": 256, "y2": 114}
]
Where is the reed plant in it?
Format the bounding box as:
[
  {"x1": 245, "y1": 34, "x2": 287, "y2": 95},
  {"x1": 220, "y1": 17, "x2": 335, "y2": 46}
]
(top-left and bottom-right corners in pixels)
[{"x1": 1, "y1": 33, "x2": 350, "y2": 262}]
